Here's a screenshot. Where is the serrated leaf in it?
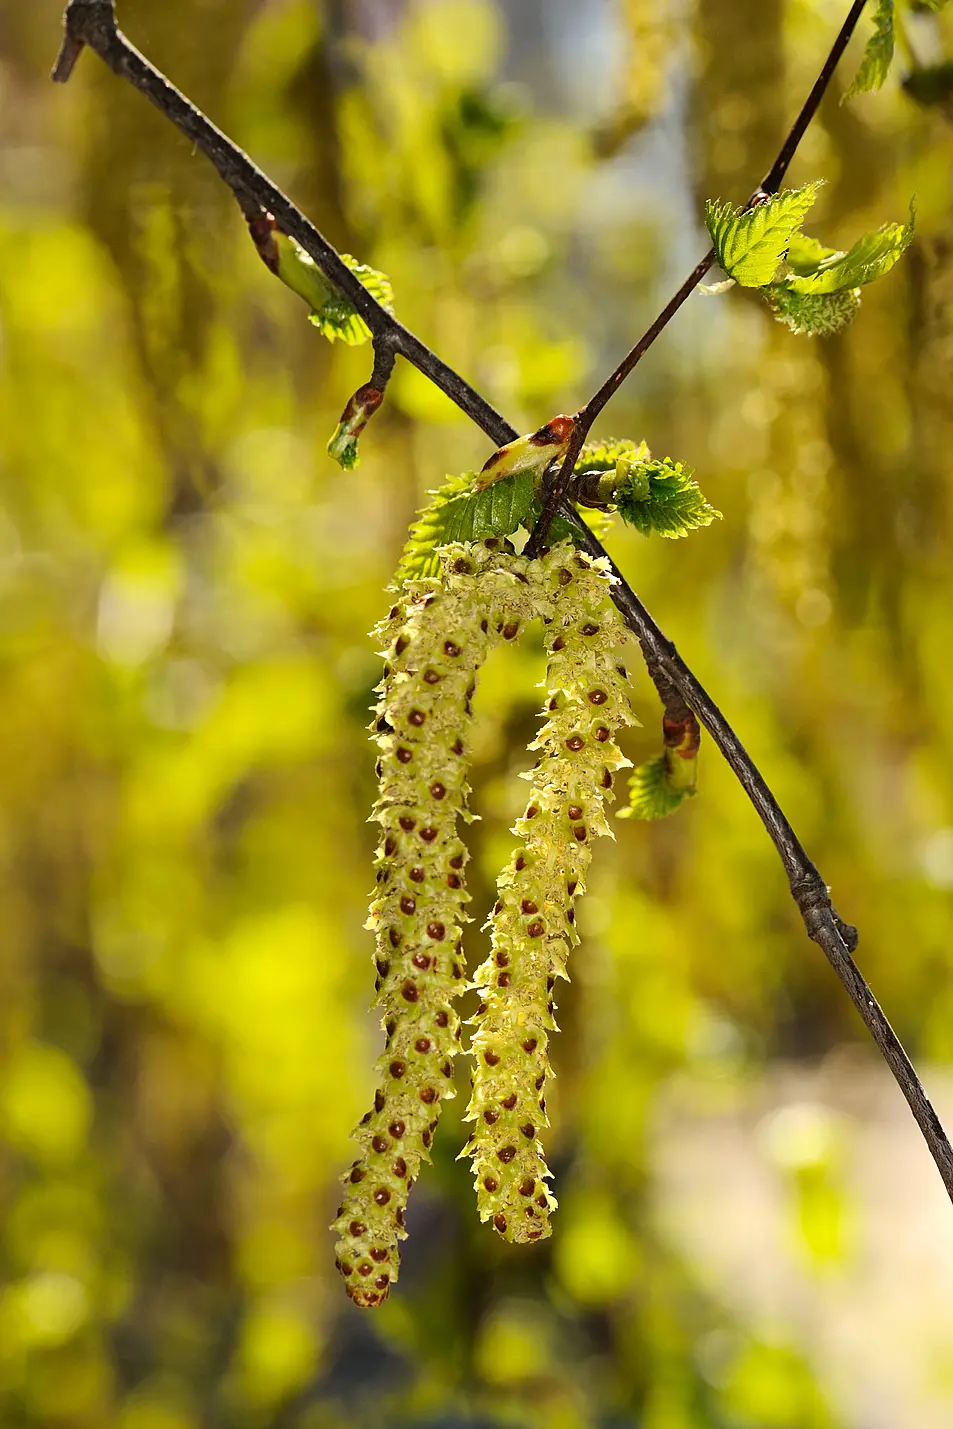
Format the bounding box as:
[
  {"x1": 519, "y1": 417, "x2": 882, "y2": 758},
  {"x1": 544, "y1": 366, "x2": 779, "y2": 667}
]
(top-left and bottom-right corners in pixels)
[
  {"x1": 783, "y1": 205, "x2": 915, "y2": 294},
  {"x1": 309, "y1": 255, "x2": 395, "y2": 344},
  {"x1": 786, "y1": 233, "x2": 842, "y2": 277},
  {"x1": 705, "y1": 184, "x2": 823, "y2": 288},
  {"x1": 845, "y1": 0, "x2": 894, "y2": 98},
  {"x1": 617, "y1": 754, "x2": 695, "y2": 821},
  {"x1": 573, "y1": 438, "x2": 650, "y2": 476},
  {"x1": 274, "y1": 233, "x2": 394, "y2": 346},
  {"x1": 764, "y1": 285, "x2": 862, "y2": 337},
  {"x1": 616, "y1": 458, "x2": 721, "y2": 539},
  {"x1": 394, "y1": 471, "x2": 535, "y2": 586}
]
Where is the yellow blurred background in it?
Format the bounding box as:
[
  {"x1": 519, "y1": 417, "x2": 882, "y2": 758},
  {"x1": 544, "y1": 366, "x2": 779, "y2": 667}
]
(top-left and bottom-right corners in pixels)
[{"x1": 1, "y1": 1, "x2": 953, "y2": 1425}]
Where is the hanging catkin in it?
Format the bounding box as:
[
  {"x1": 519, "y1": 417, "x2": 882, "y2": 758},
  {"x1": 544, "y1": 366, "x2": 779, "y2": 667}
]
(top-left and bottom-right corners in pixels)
[
  {"x1": 333, "y1": 540, "x2": 554, "y2": 1306},
  {"x1": 463, "y1": 550, "x2": 637, "y2": 1243}
]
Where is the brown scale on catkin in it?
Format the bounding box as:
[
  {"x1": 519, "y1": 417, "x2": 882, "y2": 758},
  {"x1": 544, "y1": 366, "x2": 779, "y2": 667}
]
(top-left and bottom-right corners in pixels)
[
  {"x1": 463, "y1": 550, "x2": 637, "y2": 1244},
  {"x1": 333, "y1": 539, "x2": 555, "y2": 1307}
]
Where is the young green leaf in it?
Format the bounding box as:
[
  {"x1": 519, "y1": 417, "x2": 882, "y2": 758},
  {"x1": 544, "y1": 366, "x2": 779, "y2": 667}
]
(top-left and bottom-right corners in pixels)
[
  {"x1": 845, "y1": 0, "x2": 894, "y2": 99},
  {"x1": 273, "y1": 232, "x2": 394, "y2": 345},
  {"x1": 705, "y1": 184, "x2": 823, "y2": 288},
  {"x1": 395, "y1": 472, "x2": 536, "y2": 586},
  {"x1": 573, "y1": 438, "x2": 650, "y2": 476},
  {"x1": 785, "y1": 234, "x2": 842, "y2": 277},
  {"x1": 618, "y1": 753, "x2": 696, "y2": 820},
  {"x1": 615, "y1": 458, "x2": 721, "y2": 539},
  {"x1": 764, "y1": 285, "x2": 862, "y2": 337},
  {"x1": 782, "y1": 205, "x2": 915, "y2": 295},
  {"x1": 619, "y1": 711, "x2": 699, "y2": 821}
]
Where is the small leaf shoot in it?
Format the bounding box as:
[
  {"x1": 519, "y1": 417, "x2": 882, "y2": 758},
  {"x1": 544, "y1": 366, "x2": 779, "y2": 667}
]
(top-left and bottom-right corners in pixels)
[
  {"x1": 327, "y1": 385, "x2": 384, "y2": 470},
  {"x1": 845, "y1": 0, "x2": 895, "y2": 98},
  {"x1": 475, "y1": 415, "x2": 575, "y2": 491},
  {"x1": 272, "y1": 231, "x2": 394, "y2": 345}
]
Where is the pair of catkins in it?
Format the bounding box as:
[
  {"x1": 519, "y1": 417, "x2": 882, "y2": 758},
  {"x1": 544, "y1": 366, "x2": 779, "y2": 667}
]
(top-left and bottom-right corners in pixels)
[{"x1": 333, "y1": 536, "x2": 638, "y2": 1308}]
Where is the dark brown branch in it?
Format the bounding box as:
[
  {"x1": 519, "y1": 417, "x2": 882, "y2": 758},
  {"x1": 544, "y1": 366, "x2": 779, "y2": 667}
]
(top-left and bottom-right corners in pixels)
[
  {"x1": 761, "y1": 0, "x2": 870, "y2": 195},
  {"x1": 525, "y1": 0, "x2": 872, "y2": 555},
  {"x1": 52, "y1": 0, "x2": 514, "y2": 451},
  {"x1": 51, "y1": 0, "x2": 953, "y2": 1206},
  {"x1": 570, "y1": 520, "x2": 953, "y2": 1200}
]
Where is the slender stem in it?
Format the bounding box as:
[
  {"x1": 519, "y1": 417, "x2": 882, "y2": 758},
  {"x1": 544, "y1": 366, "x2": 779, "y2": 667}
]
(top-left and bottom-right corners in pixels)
[
  {"x1": 575, "y1": 250, "x2": 718, "y2": 437},
  {"x1": 523, "y1": 252, "x2": 716, "y2": 558},
  {"x1": 570, "y1": 520, "x2": 953, "y2": 1201},
  {"x1": 52, "y1": 0, "x2": 514, "y2": 450},
  {"x1": 761, "y1": 0, "x2": 870, "y2": 194},
  {"x1": 525, "y1": 0, "x2": 871, "y2": 555},
  {"x1": 51, "y1": 0, "x2": 953, "y2": 1206}
]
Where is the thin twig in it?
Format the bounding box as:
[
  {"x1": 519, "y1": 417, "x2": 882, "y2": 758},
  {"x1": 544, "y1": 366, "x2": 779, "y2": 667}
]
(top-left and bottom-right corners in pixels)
[
  {"x1": 761, "y1": 0, "x2": 870, "y2": 194},
  {"x1": 327, "y1": 341, "x2": 398, "y2": 469},
  {"x1": 52, "y1": 0, "x2": 513, "y2": 450},
  {"x1": 525, "y1": 0, "x2": 872, "y2": 555},
  {"x1": 50, "y1": 0, "x2": 953, "y2": 1206},
  {"x1": 570, "y1": 521, "x2": 953, "y2": 1197}
]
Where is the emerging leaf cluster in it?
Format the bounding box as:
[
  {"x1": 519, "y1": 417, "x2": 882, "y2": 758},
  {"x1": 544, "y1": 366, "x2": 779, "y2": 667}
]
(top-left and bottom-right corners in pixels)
[
  {"x1": 274, "y1": 232, "x2": 395, "y2": 345},
  {"x1": 706, "y1": 184, "x2": 823, "y2": 288},
  {"x1": 705, "y1": 184, "x2": 916, "y2": 339},
  {"x1": 395, "y1": 440, "x2": 720, "y2": 586},
  {"x1": 308, "y1": 255, "x2": 395, "y2": 345},
  {"x1": 613, "y1": 457, "x2": 721, "y2": 539},
  {"x1": 766, "y1": 286, "x2": 862, "y2": 337},
  {"x1": 573, "y1": 438, "x2": 650, "y2": 475}
]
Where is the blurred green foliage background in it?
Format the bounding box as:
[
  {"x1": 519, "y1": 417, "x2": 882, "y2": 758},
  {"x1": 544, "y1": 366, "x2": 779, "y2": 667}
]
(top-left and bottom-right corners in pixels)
[{"x1": 1, "y1": 1, "x2": 953, "y2": 1425}]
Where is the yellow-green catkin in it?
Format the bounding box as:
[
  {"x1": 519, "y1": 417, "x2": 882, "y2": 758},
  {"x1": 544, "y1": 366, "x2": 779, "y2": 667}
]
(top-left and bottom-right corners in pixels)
[
  {"x1": 333, "y1": 539, "x2": 555, "y2": 1306},
  {"x1": 464, "y1": 550, "x2": 637, "y2": 1243}
]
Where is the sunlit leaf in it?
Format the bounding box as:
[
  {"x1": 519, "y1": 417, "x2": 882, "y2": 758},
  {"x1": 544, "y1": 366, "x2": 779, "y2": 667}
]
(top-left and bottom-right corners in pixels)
[
  {"x1": 845, "y1": 0, "x2": 895, "y2": 98},
  {"x1": 782, "y1": 205, "x2": 915, "y2": 295},
  {"x1": 395, "y1": 471, "x2": 535, "y2": 585},
  {"x1": 615, "y1": 458, "x2": 721, "y2": 539},
  {"x1": 618, "y1": 753, "x2": 695, "y2": 821},
  {"x1": 785, "y1": 233, "x2": 842, "y2": 277},
  {"x1": 705, "y1": 184, "x2": 823, "y2": 288},
  {"x1": 273, "y1": 232, "x2": 394, "y2": 345}
]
